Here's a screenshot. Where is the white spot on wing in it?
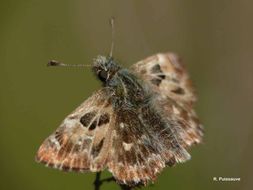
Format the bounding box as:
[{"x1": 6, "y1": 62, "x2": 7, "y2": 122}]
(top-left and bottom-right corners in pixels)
[
  {"x1": 120, "y1": 122, "x2": 124, "y2": 129},
  {"x1": 172, "y1": 105, "x2": 180, "y2": 114},
  {"x1": 123, "y1": 142, "x2": 133, "y2": 151},
  {"x1": 50, "y1": 136, "x2": 61, "y2": 150},
  {"x1": 63, "y1": 118, "x2": 78, "y2": 128}
]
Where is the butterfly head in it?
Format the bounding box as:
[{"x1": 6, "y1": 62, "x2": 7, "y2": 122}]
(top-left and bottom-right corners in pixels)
[{"x1": 92, "y1": 55, "x2": 121, "y2": 83}]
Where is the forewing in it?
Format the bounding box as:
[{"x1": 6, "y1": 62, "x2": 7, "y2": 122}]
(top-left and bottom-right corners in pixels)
[
  {"x1": 131, "y1": 52, "x2": 196, "y2": 105},
  {"x1": 131, "y1": 53, "x2": 203, "y2": 147},
  {"x1": 36, "y1": 88, "x2": 114, "y2": 172}
]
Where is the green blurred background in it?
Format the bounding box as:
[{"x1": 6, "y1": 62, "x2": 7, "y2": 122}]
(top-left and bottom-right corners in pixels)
[{"x1": 0, "y1": 0, "x2": 252, "y2": 190}]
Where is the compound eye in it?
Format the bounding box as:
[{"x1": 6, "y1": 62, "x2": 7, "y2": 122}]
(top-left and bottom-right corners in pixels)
[{"x1": 98, "y1": 70, "x2": 108, "y2": 82}]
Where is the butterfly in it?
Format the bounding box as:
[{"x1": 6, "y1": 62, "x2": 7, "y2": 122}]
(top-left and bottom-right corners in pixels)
[{"x1": 35, "y1": 19, "x2": 203, "y2": 186}]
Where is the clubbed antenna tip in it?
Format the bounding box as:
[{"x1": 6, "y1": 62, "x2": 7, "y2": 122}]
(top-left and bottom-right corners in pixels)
[{"x1": 48, "y1": 60, "x2": 63, "y2": 66}]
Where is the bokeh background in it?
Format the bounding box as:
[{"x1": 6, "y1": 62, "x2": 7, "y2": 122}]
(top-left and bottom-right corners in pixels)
[{"x1": 1, "y1": 0, "x2": 252, "y2": 190}]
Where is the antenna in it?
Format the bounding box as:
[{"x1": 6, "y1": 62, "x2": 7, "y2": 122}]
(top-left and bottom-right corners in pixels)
[
  {"x1": 47, "y1": 60, "x2": 91, "y2": 67},
  {"x1": 109, "y1": 17, "x2": 115, "y2": 58}
]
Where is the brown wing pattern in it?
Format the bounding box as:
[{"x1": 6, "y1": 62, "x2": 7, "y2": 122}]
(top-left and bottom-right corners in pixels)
[
  {"x1": 107, "y1": 104, "x2": 191, "y2": 185},
  {"x1": 131, "y1": 52, "x2": 196, "y2": 105},
  {"x1": 131, "y1": 53, "x2": 203, "y2": 147},
  {"x1": 36, "y1": 88, "x2": 115, "y2": 172}
]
